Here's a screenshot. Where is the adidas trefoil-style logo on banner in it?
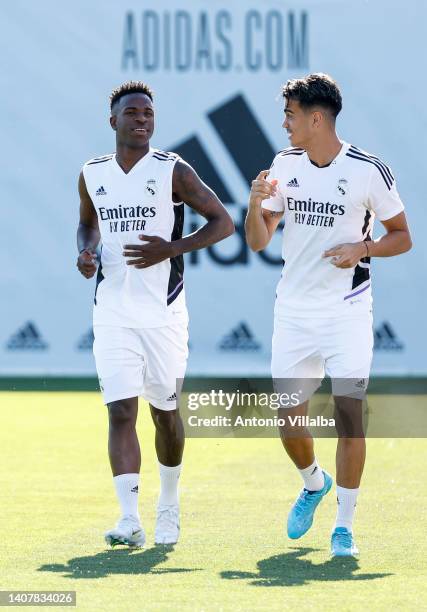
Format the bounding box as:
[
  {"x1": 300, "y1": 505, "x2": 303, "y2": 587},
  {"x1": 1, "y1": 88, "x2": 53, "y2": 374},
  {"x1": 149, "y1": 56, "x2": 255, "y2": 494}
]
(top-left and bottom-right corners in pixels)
[
  {"x1": 219, "y1": 322, "x2": 261, "y2": 351},
  {"x1": 374, "y1": 321, "x2": 404, "y2": 351},
  {"x1": 286, "y1": 178, "x2": 300, "y2": 187},
  {"x1": 96, "y1": 186, "x2": 107, "y2": 196},
  {"x1": 76, "y1": 328, "x2": 94, "y2": 351},
  {"x1": 6, "y1": 321, "x2": 48, "y2": 350}
]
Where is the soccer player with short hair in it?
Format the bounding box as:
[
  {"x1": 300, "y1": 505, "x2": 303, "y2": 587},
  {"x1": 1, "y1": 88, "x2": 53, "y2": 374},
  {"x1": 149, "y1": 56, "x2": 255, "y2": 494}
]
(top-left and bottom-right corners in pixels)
[
  {"x1": 77, "y1": 81, "x2": 234, "y2": 548},
  {"x1": 245, "y1": 73, "x2": 412, "y2": 556}
]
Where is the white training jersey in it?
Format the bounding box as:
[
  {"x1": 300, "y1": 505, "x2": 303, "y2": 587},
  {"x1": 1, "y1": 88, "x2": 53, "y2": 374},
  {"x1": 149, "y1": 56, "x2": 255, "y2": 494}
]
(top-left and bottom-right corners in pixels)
[
  {"x1": 262, "y1": 141, "x2": 404, "y2": 318},
  {"x1": 82, "y1": 148, "x2": 188, "y2": 328}
]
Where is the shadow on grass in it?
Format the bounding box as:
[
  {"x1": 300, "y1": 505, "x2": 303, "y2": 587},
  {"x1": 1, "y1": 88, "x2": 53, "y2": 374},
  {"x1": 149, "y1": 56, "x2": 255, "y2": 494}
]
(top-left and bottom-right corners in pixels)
[
  {"x1": 38, "y1": 545, "x2": 201, "y2": 579},
  {"x1": 221, "y1": 547, "x2": 393, "y2": 587}
]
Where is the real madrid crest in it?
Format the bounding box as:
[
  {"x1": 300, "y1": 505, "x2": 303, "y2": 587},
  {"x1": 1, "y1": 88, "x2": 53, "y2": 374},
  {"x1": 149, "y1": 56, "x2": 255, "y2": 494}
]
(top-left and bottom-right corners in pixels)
[
  {"x1": 337, "y1": 178, "x2": 348, "y2": 196},
  {"x1": 146, "y1": 179, "x2": 156, "y2": 196}
]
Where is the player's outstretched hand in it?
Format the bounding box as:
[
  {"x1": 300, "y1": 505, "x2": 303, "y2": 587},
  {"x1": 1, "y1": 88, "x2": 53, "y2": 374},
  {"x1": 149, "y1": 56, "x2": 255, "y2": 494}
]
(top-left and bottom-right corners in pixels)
[
  {"x1": 77, "y1": 249, "x2": 98, "y2": 278},
  {"x1": 249, "y1": 170, "x2": 278, "y2": 207},
  {"x1": 323, "y1": 242, "x2": 366, "y2": 268},
  {"x1": 123, "y1": 235, "x2": 176, "y2": 269}
]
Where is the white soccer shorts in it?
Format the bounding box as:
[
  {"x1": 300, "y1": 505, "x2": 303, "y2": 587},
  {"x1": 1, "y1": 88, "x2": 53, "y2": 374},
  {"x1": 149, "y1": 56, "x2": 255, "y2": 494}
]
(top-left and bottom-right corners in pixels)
[
  {"x1": 93, "y1": 324, "x2": 189, "y2": 410},
  {"x1": 271, "y1": 314, "x2": 374, "y2": 403}
]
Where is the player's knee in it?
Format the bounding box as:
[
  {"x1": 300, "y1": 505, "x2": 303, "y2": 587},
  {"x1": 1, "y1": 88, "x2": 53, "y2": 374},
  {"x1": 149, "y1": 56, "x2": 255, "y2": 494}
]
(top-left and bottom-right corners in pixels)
[
  {"x1": 108, "y1": 399, "x2": 136, "y2": 427},
  {"x1": 278, "y1": 408, "x2": 308, "y2": 440},
  {"x1": 280, "y1": 428, "x2": 307, "y2": 443},
  {"x1": 337, "y1": 435, "x2": 366, "y2": 446},
  {"x1": 152, "y1": 408, "x2": 180, "y2": 437},
  {"x1": 334, "y1": 402, "x2": 365, "y2": 437}
]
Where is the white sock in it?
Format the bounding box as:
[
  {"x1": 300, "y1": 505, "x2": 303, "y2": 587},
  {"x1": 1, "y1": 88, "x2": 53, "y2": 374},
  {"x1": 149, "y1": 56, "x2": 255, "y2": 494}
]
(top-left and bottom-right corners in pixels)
[
  {"x1": 298, "y1": 459, "x2": 324, "y2": 491},
  {"x1": 113, "y1": 473, "x2": 140, "y2": 521},
  {"x1": 158, "y1": 462, "x2": 181, "y2": 507},
  {"x1": 335, "y1": 486, "x2": 359, "y2": 531}
]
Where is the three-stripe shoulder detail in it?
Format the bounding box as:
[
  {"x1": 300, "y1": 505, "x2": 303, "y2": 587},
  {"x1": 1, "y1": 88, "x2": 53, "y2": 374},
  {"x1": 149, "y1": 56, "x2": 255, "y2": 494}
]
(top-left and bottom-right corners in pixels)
[
  {"x1": 86, "y1": 154, "x2": 114, "y2": 166},
  {"x1": 346, "y1": 145, "x2": 394, "y2": 190},
  {"x1": 152, "y1": 150, "x2": 179, "y2": 162},
  {"x1": 278, "y1": 147, "x2": 305, "y2": 157}
]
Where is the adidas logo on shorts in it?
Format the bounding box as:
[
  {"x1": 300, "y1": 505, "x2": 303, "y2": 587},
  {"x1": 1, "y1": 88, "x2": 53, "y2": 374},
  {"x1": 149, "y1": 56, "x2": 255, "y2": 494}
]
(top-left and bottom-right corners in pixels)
[
  {"x1": 355, "y1": 379, "x2": 367, "y2": 389},
  {"x1": 167, "y1": 393, "x2": 177, "y2": 401}
]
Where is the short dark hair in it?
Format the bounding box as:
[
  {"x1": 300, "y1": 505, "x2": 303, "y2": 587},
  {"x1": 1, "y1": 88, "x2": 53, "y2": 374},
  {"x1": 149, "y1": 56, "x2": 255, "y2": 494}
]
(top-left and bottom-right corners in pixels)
[
  {"x1": 283, "y1": 73, "x2": 342, "y2": 118},
  {"x1": 110, "y1": 81, "x2": 154, "y2": 111}
]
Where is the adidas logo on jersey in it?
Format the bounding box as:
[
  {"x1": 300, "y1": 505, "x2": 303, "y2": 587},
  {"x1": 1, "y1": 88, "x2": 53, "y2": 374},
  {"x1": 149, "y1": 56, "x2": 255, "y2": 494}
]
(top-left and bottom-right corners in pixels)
[
  {"x1": 374, "y1": 322, "x2": 404, "y2": 351},
  {"x1": 96, "y1": 185, "x2": 107, "y2": 196},
  {"x1": 286, "y1": 178, "x2": 299, "y2": 187},
  {"x1": 219, "y1": 322, "x2": 261, "y2": 351},
  {"x1": 6, "y1": 321, "x2": 48, "y2": 350}
]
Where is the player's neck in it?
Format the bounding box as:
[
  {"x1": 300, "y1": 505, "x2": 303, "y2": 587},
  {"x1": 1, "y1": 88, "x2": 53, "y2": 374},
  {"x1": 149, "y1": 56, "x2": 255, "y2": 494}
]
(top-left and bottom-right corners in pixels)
[
  {"x1": 304, "y1": 134, "x2": 342, "y2": 168},
  {"x1": 115, "y1": 143, "x2": 150, "y2": 173}
]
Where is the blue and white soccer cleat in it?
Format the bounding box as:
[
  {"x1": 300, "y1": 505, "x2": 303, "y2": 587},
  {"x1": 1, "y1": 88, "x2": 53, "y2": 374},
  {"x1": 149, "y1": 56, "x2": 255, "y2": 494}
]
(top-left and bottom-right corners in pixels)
[
  {"x1": 105, "y1": 515, "x2": 146, "y2": 548},
  {"x1": 331, "y1": 527, "x2": 359, "y2": 557},
  {"x1": 287, "y1": 471, "x2": 333, "y2": 539}
]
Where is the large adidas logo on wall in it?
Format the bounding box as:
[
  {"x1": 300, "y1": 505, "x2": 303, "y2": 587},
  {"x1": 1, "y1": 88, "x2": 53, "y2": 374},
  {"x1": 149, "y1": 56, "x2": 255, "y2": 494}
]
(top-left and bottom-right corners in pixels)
[
  {"x1": 374, "y1": 321, "x2": 404, "y2": 351},
  {"x1": 169, "y1": 93, "x2": 275, "y2": 206},
  {"x1": 219, "y1": 322, "x2": 261, "y2": 351},
  {"x1": 6, "y1": 321, "x2": 48, "y2": 350},
  {"x1": 169, "y1": 94, "x2": 284, "y2": 269}
]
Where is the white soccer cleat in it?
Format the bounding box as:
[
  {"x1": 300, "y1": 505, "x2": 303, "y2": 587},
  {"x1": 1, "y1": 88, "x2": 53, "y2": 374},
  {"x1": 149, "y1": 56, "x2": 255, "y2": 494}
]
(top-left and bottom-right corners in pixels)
[
  {"x1": 155, "y1": 505, "x2": 180, "y2": 544},
  {"x1": 104, "y1": 515, "x2": 145, "y2": 548}
]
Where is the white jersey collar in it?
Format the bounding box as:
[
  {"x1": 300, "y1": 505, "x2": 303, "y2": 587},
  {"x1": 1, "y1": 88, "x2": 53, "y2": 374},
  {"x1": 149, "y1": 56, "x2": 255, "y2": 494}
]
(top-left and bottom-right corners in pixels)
[
  {"x1": 305, "y1": 141, "x2": 350, "y2": 168},
  {"x1": 112, "y1": 147, "x2": 153, "y2": 175}
]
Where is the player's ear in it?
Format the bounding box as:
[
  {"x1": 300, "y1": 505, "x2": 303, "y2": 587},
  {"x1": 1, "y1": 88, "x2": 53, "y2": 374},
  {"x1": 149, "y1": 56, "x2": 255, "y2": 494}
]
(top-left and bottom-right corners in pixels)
[
  {"x1": 312, "y1": 110, "x2": 323, "y2": 129},
  {"x1": 110, "y1": 114, "x2": 117, "y2": 131}
]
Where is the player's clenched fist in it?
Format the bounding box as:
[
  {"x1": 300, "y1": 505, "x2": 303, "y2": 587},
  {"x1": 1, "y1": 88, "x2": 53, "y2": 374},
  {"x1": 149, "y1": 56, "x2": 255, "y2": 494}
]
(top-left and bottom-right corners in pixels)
[
  {"x1": 77, "y1": 249, "x2": 98, "y2": 278},
  {"x1": 249, "y1": 170, "x2": 279, "y2": 208}
]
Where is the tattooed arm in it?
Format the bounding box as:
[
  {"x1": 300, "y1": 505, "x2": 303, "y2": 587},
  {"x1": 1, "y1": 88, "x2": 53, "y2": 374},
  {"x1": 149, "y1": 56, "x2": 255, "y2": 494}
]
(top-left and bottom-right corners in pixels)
[{"x1": 170, "y1": 159, "x2": 235, "y2": 252}]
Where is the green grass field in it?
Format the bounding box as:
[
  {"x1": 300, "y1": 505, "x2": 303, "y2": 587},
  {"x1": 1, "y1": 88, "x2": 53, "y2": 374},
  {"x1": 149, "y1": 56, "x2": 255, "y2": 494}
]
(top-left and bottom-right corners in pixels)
[{"x1": 1, "y1": 392, "x2": 426, "y2": 611}]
